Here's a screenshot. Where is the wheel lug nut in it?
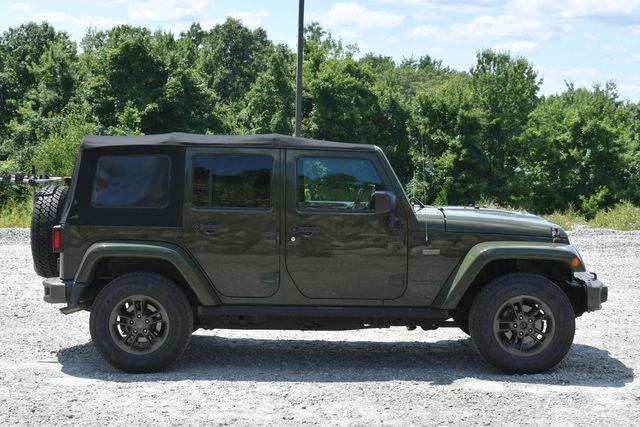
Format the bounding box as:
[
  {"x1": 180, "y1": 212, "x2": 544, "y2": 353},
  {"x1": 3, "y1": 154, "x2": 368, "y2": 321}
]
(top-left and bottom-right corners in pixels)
[
  {"x1": 518, "y1": 332, "x2": 523, "y2": 336},
  {"x1": 143, "y1": 329, "x2": 147, "y2": 333},
  {"x1": 133, "y1": 329, "x2": 137, "y2": 333},
  {"x1": 145, "y1": 320, "x2": 149, "y2": 324},
  {"x1": 137, "y1": 315, "x2": 141, "y2": 318},
  {"x1": 528, "y1": 329, "x2": 532, "y2": 333},
  {"x1": 519, "y1": 316, "x2": 523, "y2": 320},
  {"x1": 512, "y1": 324, "x2": 517, "y2": 328},
  {"x1": 129, "y1": 320, "x2": 134, "y2": 325},
  {"x1": 528, "y1": 318, "x2": 533, "y2": 323}
]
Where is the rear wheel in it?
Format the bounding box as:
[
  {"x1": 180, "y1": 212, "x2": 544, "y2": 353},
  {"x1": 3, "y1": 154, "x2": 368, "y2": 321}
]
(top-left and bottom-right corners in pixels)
[
  {"x1": 89, "y1": 272, "x2": 193, "y2": 373},
  {"x1": 469, "y1": 273, "x2": 575, "y2": 374}
]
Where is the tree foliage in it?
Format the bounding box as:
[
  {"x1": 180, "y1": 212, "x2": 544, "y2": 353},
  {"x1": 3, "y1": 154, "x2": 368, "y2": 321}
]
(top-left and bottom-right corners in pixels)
[{"x1": 0, "y1": 20, "x2": 638, "y2": 216}]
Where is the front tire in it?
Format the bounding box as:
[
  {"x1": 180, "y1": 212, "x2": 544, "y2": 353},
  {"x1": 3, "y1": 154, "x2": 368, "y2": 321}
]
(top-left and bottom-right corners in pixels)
[
  {"x1": 469, "y1": 273, "x2": 575, "y2": 374},
  {"x1": 89, "y1": 272, "x2": 193, "y2": 373}
]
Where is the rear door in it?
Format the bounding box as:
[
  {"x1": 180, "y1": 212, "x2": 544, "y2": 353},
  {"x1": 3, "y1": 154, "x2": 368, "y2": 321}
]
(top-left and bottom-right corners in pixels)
[
  {"x1": 284, "y1": 149, "x2": 407, "y2": 300},
  {"x1": 182, "y1": 147, "x2": 280, "y2": 298}
]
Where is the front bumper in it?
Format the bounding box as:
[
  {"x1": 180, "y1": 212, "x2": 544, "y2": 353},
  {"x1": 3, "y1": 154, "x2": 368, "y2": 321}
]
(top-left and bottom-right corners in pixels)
[{"x1": 573, "y1": 272, "x2": 608, "y2": 312}]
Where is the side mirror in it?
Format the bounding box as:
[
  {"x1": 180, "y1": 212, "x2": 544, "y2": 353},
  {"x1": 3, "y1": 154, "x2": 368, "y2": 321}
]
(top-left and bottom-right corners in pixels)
[{"x1": 373, "y1": 191, "x2": 396, "y2": 215}]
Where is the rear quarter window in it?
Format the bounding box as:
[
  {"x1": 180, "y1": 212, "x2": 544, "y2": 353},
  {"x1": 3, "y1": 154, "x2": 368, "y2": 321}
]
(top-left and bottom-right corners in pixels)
[{"x1": 91, "y1": 155, "x2": 171, "y2": 208}]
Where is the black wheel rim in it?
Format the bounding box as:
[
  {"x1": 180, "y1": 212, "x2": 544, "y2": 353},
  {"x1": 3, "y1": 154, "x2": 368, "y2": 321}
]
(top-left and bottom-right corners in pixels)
[
  {"x1": 109, "y1": 295, "x2": 169, "y2": 355},
  {"x1": 492, "y1": 295, "x2": 555, "y2": 356}
]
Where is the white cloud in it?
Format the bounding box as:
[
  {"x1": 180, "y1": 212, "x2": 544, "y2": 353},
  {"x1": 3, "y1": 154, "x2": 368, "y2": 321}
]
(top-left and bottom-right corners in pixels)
[
  {"x1": 9, "y1": 2, "x2": 30, "y2": 12},
  {"x1": 508, "y1": 0, "x2": 640, "y2": 24},
  {"x1": 128, "y1": 0, "x2": 209, "y2": 23},
  {"x1": 560, "y1": 67, "x2": 615, "y2": 81},
  {"x1": 355, "y1": 40, "x2": 370, "y2": 50},
  {"x1": 324, "y1": 2, "x2": 404, "y2": 30},
  {"x1": 30, "y1": 11, "x2": 115, "y2": 29},
  {"x1": 379, "y1": 34, "x2": 400, "y2": 44},
  {"x1": 602, "y1": 44, "x2": 629, "y2": 53},
  {"x1": 405, "y1": 0, "x2": 502, "y2": 14},
  {"x1": 492, "y1": 40, "x2": 539, "y2": 53},
  {"x1": 229, "y1": 9, "x2": 268, "y2": 29},
  {"x1": 407, "y1": 14, "x2": 563, "y2": 43}
]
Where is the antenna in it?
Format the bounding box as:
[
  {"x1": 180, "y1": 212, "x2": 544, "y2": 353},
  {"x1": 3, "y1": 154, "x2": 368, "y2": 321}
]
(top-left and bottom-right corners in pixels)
[{"x1": 295, "y1": 0, "x2": 304, "y2": 137}]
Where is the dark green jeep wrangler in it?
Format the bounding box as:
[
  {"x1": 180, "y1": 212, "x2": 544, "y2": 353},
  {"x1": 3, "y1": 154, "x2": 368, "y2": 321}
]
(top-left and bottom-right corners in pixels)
[{"x1": 33, "y1": 133, "x2": 607, "y2": 374}]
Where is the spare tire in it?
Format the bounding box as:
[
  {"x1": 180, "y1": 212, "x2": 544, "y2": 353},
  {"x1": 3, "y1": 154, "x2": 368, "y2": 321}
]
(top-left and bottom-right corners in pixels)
[{"x1": 31, "y1": 185, "x2": 68, "y2": 278}]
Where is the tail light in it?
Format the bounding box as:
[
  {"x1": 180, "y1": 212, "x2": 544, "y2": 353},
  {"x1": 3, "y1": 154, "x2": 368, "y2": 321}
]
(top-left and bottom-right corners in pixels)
[{"x1": 52, "y1": 225, "x2": 63, "y2": 253}]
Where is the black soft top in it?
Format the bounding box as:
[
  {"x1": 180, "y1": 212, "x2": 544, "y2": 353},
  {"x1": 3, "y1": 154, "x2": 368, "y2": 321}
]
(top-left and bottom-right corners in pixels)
[{"x1": 81, "y1": 132, "x2": 377, "y2": 152}]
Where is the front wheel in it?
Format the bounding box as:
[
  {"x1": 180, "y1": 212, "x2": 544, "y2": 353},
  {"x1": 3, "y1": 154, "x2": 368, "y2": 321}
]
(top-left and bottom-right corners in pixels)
[
  {"x1": 89, "y1": 272, "x2": 193, "y2": 373},
  {"x1": 469, "y1": 273, "x2": 575, "y2": 374}
]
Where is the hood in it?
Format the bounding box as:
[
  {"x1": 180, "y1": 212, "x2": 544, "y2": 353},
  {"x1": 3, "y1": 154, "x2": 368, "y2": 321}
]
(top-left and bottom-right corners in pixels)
[{"x1": 438, "y1": 206, "x2": 567, "y2": 240}]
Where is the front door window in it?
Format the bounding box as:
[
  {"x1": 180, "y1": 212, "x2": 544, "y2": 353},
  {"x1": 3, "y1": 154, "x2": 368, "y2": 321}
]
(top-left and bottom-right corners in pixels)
[{"x1": 297, "y1": 157, "x2": 385, "y2": 212}]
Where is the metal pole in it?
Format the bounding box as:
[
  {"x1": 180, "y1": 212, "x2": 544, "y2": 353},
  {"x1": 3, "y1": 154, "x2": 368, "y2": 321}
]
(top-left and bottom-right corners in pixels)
[{"x1": 295, "y1": 0, "x2": 304, "y2": 137}]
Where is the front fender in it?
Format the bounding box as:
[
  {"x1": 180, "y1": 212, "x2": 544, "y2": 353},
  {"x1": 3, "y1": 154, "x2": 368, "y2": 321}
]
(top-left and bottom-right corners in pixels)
[
  {"x1": 74, "y1": 241, "x2": 220, "y2": 305},
  {"x1": 432, "y1": 241, "x2": 586, "y2": 310}
]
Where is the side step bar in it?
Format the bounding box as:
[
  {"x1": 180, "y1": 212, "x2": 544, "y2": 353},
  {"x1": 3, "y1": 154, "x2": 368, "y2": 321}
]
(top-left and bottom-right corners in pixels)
[
  {"x1": 198, "y1": 305, "x2": 449, "y2": 319},
  {"x1": 197, "y1": 305, "x2": 450, "y2": 330}
]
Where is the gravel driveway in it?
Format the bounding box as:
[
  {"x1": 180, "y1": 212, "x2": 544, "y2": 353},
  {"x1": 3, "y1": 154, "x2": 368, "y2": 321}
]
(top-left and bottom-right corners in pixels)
[{"x1": 0, "y1": 228, "x2": 638, "y2": 425}]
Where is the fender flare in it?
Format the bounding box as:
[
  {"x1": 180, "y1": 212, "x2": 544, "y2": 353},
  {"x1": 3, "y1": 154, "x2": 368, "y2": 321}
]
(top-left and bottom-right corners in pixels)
[
  {"x1": 74, "y1": 241, "x2": 220, "y2": 305},
  {"x1": 432, "y1": 241, "x2": 586, "y2": 310}
]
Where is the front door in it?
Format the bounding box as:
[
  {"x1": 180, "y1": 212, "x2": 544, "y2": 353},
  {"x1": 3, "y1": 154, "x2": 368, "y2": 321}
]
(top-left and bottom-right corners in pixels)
[
  {"x1": 284, "y1": 150, "x2": 407, "y2": 300},
  {"x1": 183, "y1": 147, "x2": 280, "y2": 298}
]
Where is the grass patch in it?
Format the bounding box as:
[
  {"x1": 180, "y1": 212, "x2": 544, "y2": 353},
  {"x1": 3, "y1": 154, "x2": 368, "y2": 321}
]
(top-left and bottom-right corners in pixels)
[
  {"x1": 544, "y1": 201, "x2": 640, "y2": 231},
  {"x1": 589, "y1": 201, "x2": 640, "y2": 230},
  {"x1": 475, "y1": 199, "x2": 640, "y2": 231},
  {"x1": 0, "y1": 198, "x2": 32, "y2": 228},
  {"x1": 543, "y1": 208, "x2": 587, "y2": 230}
]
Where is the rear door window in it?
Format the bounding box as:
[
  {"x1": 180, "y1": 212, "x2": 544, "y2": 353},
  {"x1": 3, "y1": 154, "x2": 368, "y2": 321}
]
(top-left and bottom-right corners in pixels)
[
  {"x1": 192, "y1": 154, "x2": 272, "y2": 209},
  {"x1": 91, "y1": 155, "x2": 171, "y2": 208}
]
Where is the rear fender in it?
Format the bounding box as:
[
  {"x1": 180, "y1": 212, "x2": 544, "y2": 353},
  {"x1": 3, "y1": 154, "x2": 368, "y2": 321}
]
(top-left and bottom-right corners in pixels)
[
  {"x1": 74, "y1": 241, "x2": 220, "y2": 305},
  {"x1": 432, "y1": 241, "x2": 586, "y2": 310}
]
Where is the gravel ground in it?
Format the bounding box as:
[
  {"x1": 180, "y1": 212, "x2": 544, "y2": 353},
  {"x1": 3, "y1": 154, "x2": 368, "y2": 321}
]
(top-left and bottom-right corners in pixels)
[{"x1": 0, "y1": 227, "x2": 638, "y2": 425}]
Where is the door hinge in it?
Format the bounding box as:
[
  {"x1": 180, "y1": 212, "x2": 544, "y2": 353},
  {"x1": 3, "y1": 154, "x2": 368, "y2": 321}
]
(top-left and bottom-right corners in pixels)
[
  {"x1": 388, "y1": 273, "x2": 407, "y2": 287},
  {"x1": 261, "y1": 272, "x2": 279, "y2": 285}
]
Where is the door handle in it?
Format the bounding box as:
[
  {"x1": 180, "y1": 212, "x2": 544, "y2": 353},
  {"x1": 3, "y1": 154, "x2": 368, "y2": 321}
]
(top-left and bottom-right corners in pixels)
[
  {"x1": 291, "y1": 224, "x2": 319, "y2": 237},
  {"x1": 195, "y1": 223, "x2": 223, "y2": 234}
]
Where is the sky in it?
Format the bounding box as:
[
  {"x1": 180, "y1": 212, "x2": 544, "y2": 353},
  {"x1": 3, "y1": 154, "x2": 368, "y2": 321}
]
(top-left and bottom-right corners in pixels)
[{"x1": 3, "y1": 0, "x2": 640, "y2": 101}]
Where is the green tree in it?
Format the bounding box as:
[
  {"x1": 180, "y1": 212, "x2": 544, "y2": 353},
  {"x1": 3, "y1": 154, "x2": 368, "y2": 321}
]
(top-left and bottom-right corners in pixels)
[
  {"x1": 34, "y1": 102, "x2": 99, "y2": 176},
  {"x1": 196, "y1": 18, "x2": 271, "y2": 102},
  {"x1": 241, "y1": 44, "x2": 295, "y2": 134},
  {"x1": 470, "y1": 50, "x2": 541, "y2": 202},
  {"x1": 79, "y1": 25, "x2": 168, "y2": 130},
  {"x1": 0, "y1": 23, "x2": 76, "y2": 130},
  {"x1": 518, "y1": 82, "x2": 629, "y2": 216}
]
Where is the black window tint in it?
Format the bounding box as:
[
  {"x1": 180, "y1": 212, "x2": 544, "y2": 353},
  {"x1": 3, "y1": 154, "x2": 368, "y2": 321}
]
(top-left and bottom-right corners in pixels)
[
  {"x1": 91, "y1": 155, "x2": 170, "y2": 208},
  {"x1": 297, "y1": 157, "x2": 384, "y2": 211},
  {"x1": 192, "y1": 154, "x2": 272, "y2": 209},
  {"x1": 192, "y1": 155, "x2": 210, "y2": 207}
]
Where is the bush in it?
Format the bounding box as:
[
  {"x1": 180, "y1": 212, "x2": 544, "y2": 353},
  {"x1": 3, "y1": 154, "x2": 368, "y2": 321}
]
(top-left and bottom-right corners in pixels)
[{"x1": 0, "y1": 198, "x2": 31, "y2": 228}]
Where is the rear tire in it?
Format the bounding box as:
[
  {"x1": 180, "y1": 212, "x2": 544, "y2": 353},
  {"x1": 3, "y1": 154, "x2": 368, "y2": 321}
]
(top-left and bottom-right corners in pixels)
[
  {"x1": 89, "y1": 272, "x2": 193, "y2": 373},
  {"x1": 469, "y1": 273, "x2": 575, "y2": 374},
  {"x1": 31, "y1": 185, "x2": 68, "y2": 277}
]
